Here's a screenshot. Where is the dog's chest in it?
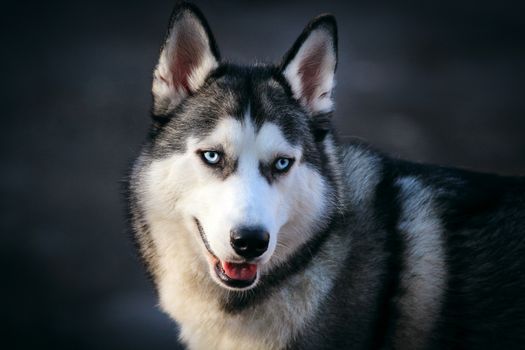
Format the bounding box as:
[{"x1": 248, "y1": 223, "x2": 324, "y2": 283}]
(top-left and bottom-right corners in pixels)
[
  {"x1": 149, "y1": 219, "x2": 342, "y2": 350},
  {"x1": 159, "y1": 267, "x2": 321, "y2": 350}
]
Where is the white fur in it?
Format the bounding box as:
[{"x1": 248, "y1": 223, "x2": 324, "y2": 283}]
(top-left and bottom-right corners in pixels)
[
  {"x1": 150, "y1": 216, "x2": 346, "y2": 350},
  {"x1": 395, "y1": 177, "x2": 446, "y2": 349},
  {"x1": 138, "y1": 112, "x2": 333, "y2": 349},
  {"x1": 283, "y1": 29, "x2": 336, "y2": 114}
]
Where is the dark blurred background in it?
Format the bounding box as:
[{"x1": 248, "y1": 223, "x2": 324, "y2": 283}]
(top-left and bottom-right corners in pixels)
[{"x1": 2, "y1": 0, "x2": 524, "y2": 349}]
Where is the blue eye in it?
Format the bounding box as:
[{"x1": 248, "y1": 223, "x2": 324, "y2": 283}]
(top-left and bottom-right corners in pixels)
[
  {"x1": 202, "y1": 151, "x2": 221, "y2": 165},
  {"x1": 273, "y1": 157, "x2": 293, "y2": 173}
]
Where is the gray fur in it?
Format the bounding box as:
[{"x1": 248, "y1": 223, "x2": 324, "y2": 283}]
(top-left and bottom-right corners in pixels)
[{"x1": 127, "y1": 4, "x2": 525, "y2": 349}]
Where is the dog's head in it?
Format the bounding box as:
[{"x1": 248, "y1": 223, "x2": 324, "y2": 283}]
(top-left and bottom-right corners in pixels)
[{"x1": 133, "y1": 3, "x2": 340, "y2": 291}]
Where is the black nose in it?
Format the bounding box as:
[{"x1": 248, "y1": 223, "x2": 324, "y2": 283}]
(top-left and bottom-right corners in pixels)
[{"x1": 230, "y1": 226, "x2": 270, "y2": 259}]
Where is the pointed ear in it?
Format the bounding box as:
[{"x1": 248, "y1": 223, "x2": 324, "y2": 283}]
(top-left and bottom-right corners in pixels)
[
  {"x1": 280, "y1": 15, "x2": 337, "y2": 115},
  {"x1": 152, "y1": 3, "x2": 220, "y2": 115}
]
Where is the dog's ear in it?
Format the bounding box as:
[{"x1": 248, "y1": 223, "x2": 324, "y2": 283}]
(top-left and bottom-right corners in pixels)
[
  {"x1": 280, "y1": 15, "x2": 337, "y2": 115},
  {"x1": 152, "y1": 3, "x2": 220, "y2": 115}
]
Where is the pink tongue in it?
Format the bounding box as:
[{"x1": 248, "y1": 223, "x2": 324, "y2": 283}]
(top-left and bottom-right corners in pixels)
[{"x1": 222, "y1": 261, "x2": 257, "y2": 281}]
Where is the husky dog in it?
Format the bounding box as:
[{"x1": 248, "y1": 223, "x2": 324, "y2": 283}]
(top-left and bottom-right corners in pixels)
[{"x1": 127, "y1": 3, "x2": 525, "y2": 349}]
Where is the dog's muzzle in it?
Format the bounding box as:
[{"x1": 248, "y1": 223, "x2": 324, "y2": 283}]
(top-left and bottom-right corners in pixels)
[{"x1": 194, "y1": 218, "x2": 259, "y2": 289}]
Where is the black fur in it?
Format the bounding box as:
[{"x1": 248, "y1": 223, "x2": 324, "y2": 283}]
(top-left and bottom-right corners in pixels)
[{"x1": 127, "y1": 3, "x2": 525, "y2": 349}]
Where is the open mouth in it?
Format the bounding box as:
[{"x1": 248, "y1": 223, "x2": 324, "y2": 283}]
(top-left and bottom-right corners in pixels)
[
  {"x1": 194, "y1": 218, "x2": 258, "y2": 289},
  {"x1": 214, "y1": 260, "x2": 258, "y2": 288}
]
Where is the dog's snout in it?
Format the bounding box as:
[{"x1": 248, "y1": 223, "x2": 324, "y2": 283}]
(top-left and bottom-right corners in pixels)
[{"x1": 230, "y1": 226, "x2": 270, "y2": 259}]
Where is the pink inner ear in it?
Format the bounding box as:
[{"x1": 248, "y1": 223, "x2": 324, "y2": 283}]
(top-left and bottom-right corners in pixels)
[
  {"x1": 170, "y1": 28, "x2": 204, "y2": 94},
  {"x1": 298, "y1": 41, "x2": 327, "y2": 104}
]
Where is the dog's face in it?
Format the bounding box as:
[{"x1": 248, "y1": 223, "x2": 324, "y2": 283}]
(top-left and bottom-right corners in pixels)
[{"x1": 134, "y1": 4, "x2": 338, "y2": 291}]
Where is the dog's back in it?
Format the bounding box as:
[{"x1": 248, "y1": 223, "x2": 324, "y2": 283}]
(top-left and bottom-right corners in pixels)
[{"x1": 290, "y1": 142, "x2": 525, "y2": 349}]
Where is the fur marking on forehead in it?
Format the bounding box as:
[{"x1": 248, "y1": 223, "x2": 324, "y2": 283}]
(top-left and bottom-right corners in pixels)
[
  {"x1": 206, "y1": 65, "x2": 309, "y2": 146},
  {"x1": 197, "y1": 113, "x2": 299, "y2": 159}
]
